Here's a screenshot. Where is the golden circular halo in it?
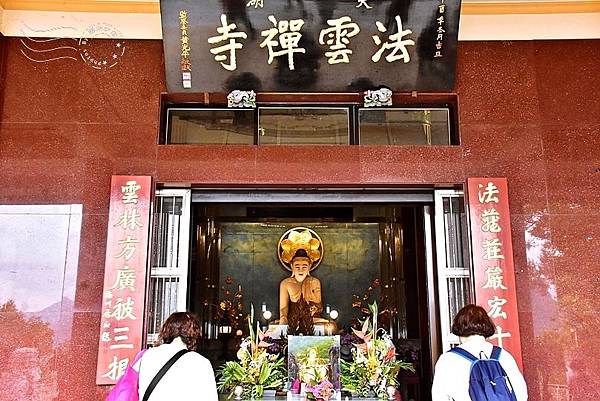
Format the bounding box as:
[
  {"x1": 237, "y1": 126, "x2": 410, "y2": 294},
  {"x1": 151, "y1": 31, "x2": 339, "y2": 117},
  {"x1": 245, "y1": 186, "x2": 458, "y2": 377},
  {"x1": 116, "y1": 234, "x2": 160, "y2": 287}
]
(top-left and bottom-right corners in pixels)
[{"x1": 278, "y1": 227, "x2": 323, "y2": 271}]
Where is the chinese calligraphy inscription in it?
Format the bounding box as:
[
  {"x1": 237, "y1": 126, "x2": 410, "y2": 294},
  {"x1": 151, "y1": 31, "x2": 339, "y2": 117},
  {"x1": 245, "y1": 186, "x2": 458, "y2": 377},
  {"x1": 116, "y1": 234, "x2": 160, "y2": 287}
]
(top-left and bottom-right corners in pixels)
[
  {"x1": 260, "y1": 15, "x2": 306, "y2": 70},
  {"x1": 319, "y1": 16, "x2": 360, "y2": 65},
  {"x1": 179, "y1": 10, "x2": 192, "y2": 88},
  {"x1": 203, "y1": 11, "x2": 421, "y2": 72},
  {"x1": 468, "y1": 178, "x2": 523, "y2": 369},
  {"x1": 208, "y1": 14, "x2": 248, "y2": 72},
  {"x1": 434, "y1": 0, "x2": 447, "y2": 58},
  {"x1": 161, "y1": 0, "x2": 462, "y2": 92},
  {"x1": 96, "y1": 176, "x2": 151, "y2": 385},
  {"x1": 371, "y1": 16, "x2": 415, "y2": 63}
]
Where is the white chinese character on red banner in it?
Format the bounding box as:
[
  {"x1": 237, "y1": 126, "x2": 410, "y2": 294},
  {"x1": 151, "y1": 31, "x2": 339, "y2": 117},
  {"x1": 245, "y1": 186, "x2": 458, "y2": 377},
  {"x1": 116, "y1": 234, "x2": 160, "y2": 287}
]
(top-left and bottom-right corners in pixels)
[
  {"x1": 114, "y1": 208, "x2": 143, "y2": 230},
  {"x1": 102, "y1": 356, "x2": 129, "y2": 381},
  {"x1": 115, "y1": 236, "x2": 140, "y2": 260},
  {"x1": 487, "y1": 295, "x2": 508, "y2": 319},
  {"x1": 121, "y1": 181, "x2": 142, "y2": 204},
  {"x1": 105, "y1": 297, "x2": 137, "y2": 321},
  {"x1": 478, "y1": 182, "x2": 500, "y2": 204},
  {"x1": 481, "y1": 208, "x2": 501, "y2": 232},
  {"x1": 109, "y1": 327, "x2": 134, "y2": 350},
  {"x1": 490, "y1": 325, "x2": 511, "y2": 347},
  {"x1": 110, "y1": 266, "x2": 137, "y2": 291},
  {"x1": 482, "y1": 266, "x2": 508, "y2": 290},
  {"x1": 482, "y1": 239, "x2": 505, "y2": 260}
]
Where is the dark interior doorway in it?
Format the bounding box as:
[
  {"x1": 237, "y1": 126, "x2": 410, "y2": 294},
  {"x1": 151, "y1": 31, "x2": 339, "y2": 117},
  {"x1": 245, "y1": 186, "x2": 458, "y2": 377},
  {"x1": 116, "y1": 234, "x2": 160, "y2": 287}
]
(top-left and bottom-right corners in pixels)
[{"x1": 189, "y1": 202, "x2": 433, "y2": 401}]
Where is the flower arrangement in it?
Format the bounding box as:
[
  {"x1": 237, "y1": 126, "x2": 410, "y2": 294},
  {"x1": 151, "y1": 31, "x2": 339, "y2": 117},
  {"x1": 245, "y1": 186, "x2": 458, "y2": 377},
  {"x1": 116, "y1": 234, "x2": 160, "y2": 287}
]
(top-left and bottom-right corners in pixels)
[
  {"x1": 306, "y1": 378, "x2": 335, "y2": 401},
  {"x1": 341, "y1": 302, "x2": 415, "y2": 399},
  {"x1": 217, "y1": 306, "x2": 286, "y2": 399}
]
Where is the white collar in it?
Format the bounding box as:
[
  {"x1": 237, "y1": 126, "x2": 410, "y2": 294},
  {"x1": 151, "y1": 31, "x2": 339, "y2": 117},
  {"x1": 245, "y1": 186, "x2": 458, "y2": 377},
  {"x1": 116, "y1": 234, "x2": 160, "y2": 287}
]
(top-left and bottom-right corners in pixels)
[
  {"x1": 460, "y1": 335, "x2": 486, "y2": 344},
  {"x1": 170, "y1": 336, "x2": 188, "y2": 349}
]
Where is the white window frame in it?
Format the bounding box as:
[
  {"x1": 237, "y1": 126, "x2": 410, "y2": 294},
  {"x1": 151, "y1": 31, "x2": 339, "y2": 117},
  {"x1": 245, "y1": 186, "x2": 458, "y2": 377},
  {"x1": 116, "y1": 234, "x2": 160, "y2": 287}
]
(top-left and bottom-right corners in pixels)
[
  {"x1": 146, "y1": 189, "x2": 191, "y2": 343},
  {"x1": 434, "y1": 189, "x2": 473, "y2": 352}
]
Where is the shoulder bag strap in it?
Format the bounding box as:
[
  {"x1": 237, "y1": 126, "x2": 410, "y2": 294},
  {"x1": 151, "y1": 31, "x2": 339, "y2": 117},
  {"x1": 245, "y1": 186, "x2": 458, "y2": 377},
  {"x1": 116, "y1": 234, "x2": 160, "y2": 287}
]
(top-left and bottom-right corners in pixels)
[
  {"x1": 142, "y1": 349, "x2": 189, "y2": 401},
  {"x1": 450, "y1": 346, "x2": 478, "y2": 363},
  {"x1": 490, "y1": 345, "x2": 502, "y2": 360}
]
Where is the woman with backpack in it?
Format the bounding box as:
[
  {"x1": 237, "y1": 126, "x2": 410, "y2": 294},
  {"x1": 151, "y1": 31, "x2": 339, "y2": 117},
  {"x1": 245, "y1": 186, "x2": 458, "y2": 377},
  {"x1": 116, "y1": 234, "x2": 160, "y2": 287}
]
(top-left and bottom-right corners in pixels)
[
  {"x1": 432, "y1": 304, "x2": 528, "y2": 401},
  {"x1": 135, "y1": 312, "x2": 219, "y2": 401}
]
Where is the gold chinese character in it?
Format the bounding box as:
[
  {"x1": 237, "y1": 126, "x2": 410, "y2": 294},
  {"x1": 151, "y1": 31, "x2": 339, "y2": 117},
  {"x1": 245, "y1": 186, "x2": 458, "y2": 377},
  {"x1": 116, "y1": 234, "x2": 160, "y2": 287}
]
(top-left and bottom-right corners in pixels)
[
  {"x1": 121, "y1": 181, "x2": 141, "y2": 204},
  {"x1": 482, "y1": 266, "x2": 508, "y2": 290},
  {"x1": 181, "y1": 43, "x2": 191, "y2": 58},
  {"x1": 487, "y1": 295, "x2": 508, "y2": 319},
  {"x1": 438, "y1": 4, "x2": 446, "y2": 13},
  {"x1": 318, "y1": 16, "x2": 360, "y2": 65},
  {"x1": 478, "y1": 182, "x2": 500, "y2": 203},
  {"x1": 208, "y1": 14, "x2": 248, "y2": 72},
  {"x1": 114, "y1": 208, "x2": 143, "y2": 230},
  {"x1": 107, "y1": 297, "x2": 137, "y2": 321},
  {"x1": 260, "y1": 15, "x2": 305, "y2": 71},
  {"x1": 115, "y1": 236, "x2": 139, "y2": 260},
  {"x1": 490, "y1": 325, "x2": 511, "y2": 347},
  {"x1": 356, "y1": 0, "x2": 373, "y2": 9},
  {"x1": 483, "y1": 239, "x2": 505, "y2": 260},
  {"x1": 102, "y1": 356, "x2": 129, "y2": 381},
  {"x1": 437, "y1": 16, "x2": 445, "y2": 25},
  {"x1": 481, "y1": 208, "x2": 501, "y2": 233},
  {"x1": 179, "y1": 10, "x2": 188, "y2": 23},
  {"x1": 110, "y1": 266, "x2": 137, "y2": 291},
  {"x1": 372, "y1": 15, "x2": 415, "y2": 63}
]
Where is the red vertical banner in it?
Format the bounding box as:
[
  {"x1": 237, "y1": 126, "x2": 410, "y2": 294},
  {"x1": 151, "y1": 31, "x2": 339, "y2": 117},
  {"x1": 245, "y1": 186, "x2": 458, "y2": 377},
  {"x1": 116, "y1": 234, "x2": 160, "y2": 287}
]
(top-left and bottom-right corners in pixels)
[
  {"x1": 467, "y1": 178, "x2": 523, "y2": 370},
  {"x1": 96, "y1": 176, "x2": 152, "y2": 385}
]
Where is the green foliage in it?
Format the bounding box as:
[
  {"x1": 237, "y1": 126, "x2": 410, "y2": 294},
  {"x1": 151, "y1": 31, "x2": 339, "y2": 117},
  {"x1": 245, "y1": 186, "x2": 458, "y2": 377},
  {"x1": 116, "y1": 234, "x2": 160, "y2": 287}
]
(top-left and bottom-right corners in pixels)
[
  {"x1": 216, "y1": 304, "x2": 287, "y2": 399},
  {"x1": 340, "y1": 301, "x2": 415, "y2": 399},
  {"x1": 217, "y1": 354, "x2": 286, "y2": 399}
]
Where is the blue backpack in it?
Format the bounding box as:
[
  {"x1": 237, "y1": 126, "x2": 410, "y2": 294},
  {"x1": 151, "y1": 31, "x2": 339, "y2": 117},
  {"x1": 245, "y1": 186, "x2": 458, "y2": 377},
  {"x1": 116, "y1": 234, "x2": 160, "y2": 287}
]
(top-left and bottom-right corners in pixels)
[{"x1": 450, "y1": 346, "x2": 518, "y2": 401}]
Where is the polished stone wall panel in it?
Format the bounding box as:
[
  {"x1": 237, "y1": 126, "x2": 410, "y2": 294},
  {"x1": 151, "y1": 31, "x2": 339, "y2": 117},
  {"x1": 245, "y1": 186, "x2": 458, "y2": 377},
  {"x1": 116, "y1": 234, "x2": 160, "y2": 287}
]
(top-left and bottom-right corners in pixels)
[{"x1": 0, "y1": 38, "x2": 599, "y2": 401}]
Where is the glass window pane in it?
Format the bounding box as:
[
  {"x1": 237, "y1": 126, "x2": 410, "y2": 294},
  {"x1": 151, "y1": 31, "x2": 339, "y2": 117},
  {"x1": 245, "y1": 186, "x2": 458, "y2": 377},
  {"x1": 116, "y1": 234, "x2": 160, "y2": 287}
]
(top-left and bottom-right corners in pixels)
[
  {"x1": 258, "y1": 107, "x2": 349, "y2": 145},
  {"x1": 166, "y1": 108, "x2": 255, "y2": 144},
  {"x1": 359, "y1": 108, "x2": 451, "y2": 145}
]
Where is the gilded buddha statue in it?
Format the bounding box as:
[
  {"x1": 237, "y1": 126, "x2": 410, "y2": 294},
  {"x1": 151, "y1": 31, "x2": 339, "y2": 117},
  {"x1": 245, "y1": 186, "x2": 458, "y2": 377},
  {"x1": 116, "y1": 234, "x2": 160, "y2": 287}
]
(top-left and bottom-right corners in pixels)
[{"x1": 278, "y1": 228, "x2": 325, "y2": 334}]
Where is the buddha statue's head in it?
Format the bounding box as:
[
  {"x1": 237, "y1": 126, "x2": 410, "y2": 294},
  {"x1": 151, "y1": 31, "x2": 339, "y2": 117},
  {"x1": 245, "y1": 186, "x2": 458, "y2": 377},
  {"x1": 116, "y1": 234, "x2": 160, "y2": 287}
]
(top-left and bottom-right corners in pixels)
[{"x1": 290, "y1": 248, "x2": 312, "y2": 283}]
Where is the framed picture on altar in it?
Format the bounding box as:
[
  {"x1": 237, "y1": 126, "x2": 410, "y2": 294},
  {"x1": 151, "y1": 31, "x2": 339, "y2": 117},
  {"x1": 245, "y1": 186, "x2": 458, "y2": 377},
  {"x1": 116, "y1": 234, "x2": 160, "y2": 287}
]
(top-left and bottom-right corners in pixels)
[{"x1": 287, "y1": 336, "x2": 341, "y2": 397}]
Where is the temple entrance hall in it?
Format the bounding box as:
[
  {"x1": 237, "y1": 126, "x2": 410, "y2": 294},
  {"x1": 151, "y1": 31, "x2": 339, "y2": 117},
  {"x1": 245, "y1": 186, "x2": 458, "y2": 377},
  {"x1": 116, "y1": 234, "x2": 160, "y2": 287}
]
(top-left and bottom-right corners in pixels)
[{"x1": 146, "y1": 189, "x2": 471, "y2": 401}]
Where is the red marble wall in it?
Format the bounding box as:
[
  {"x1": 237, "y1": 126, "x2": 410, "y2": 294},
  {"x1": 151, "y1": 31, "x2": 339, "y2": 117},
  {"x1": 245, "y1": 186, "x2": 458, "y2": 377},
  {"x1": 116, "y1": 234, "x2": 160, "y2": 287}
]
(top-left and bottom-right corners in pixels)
[{"x1": 0, "y1": 38, "x2": 598, "y2": 401}]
